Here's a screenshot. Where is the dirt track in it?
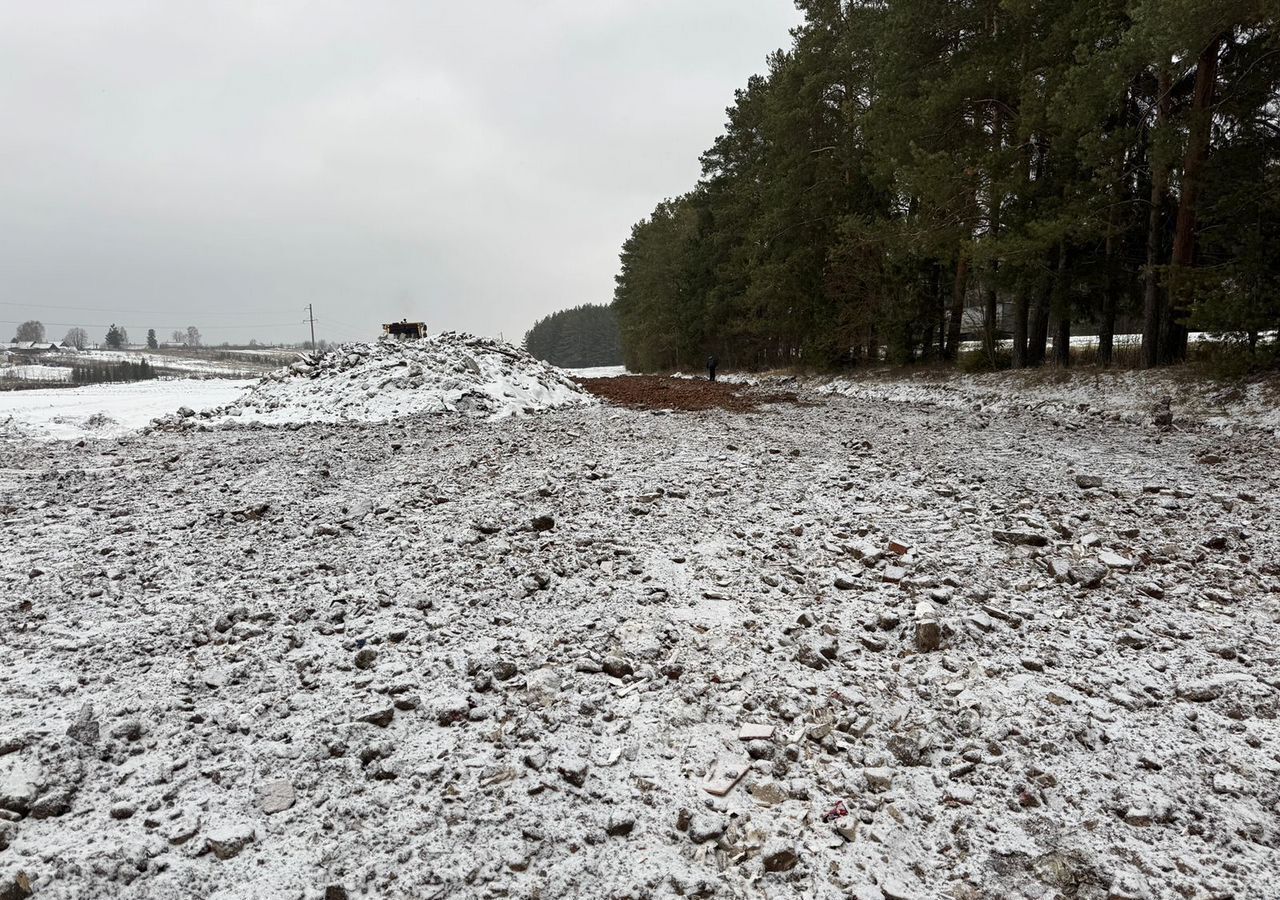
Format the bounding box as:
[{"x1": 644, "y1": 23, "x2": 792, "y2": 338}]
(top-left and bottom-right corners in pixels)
[{"x1": 574, "y1": 375, "x2": 799, "y2": 411}]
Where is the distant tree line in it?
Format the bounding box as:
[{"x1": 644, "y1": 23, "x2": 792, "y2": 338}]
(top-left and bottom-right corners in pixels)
[
  {"x1": 71, "y1": 359, "x2": 156, "y2": 385},
  {"x1": 613, "y1": 1, "x2": 1279, "y2": 372},
  {"x1": 8, "y1": 321, "x2": 211, "y2": 349},
  {"x1": 524, "y1": 303, "x2": 623, "y2": 368}
]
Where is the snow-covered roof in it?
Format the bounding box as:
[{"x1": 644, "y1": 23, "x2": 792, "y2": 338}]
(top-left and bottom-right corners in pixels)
[{"x1": 6, "y1": 340, "x2": 63, "y2": 351}]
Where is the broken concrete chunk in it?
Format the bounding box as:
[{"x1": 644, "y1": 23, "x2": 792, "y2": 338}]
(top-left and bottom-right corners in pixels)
[
  {"x1": 0, "y1": 871, "x2": 32, "y2": 900},
  {"x1": 357, "y1": 707, "x2": 394, "y2": 728},
  {"x1": 761, "y1": 839, "x2": 799, "y2": 872},
  {"x1": 1098, "y1": 550, "x2": 1134, "y2": 569},
  {"x1": 602, "y1": 655, "x2": 633, "y2": 678},
  {"x1": 915, "y1": 620, "x2": 941, "y2": 652},
  {"x1": 703, "y1": 755, "x2": 750, "y2": 796},
  {"x1": 1070, "y1": 562, "x2": 1107, "y2": 589},
  {"x1": 256, "y1": 779, "x2": 295, "y2": 815},
  {"x1": 738, "y1": 723, "x2": 775, "y2": 741},
  {"x1": 605, "y1": 812, "x2": 635, "y2": 837},
  {"x1": 557, "y1": 758, "x2": 589, "y2": 788},
  {"x1": 65, "y1": 704, "x2": 99, "y2": 746},
  {"x1": 688, "y1": 812, "x2": 726, "y2": 844},
  {"x1": 1177, "y1": 681, "x2": 1224, "y2": 703},
  {"x1": 863, "y1": 767, "x2": 894, "y2": 792},
  {"x1": 914, "y1": 601, "x2": 941, "y2": 651},
  {"x1": 433, "y1": 695, "x2": 470, "y2": 726},
  {"x1": 993, "y1": 529, "x2": 1047, "y2": 547},
  {"x1": 206, "y1": 823, "x2": 256, "y2": 860}
]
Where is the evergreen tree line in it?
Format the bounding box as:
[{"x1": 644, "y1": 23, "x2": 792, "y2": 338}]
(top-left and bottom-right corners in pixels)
[
  {"x1": 524, "y1": 303, "x2": 624, "y2": 368},
  {"x1": 613, "y1": 1, "x2": 1279, "y2": 372},
  {"x1": 71, "y1": 360, "x2": 156, "y2": 385}
]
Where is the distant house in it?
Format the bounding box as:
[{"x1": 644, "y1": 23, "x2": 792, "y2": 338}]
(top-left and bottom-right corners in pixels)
[{"x1": 5, "y1": 340, "x2": 61, "y2": 353}]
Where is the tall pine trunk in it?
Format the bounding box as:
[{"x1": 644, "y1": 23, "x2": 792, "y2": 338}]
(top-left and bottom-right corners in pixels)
[
  {"x1": 982, "y1": 270, "x2": 999, "y2": 364},
  {"x1": 1100, "y1": 211, "x2": 1120, "y2": 368},
  {"x1": 1164, "y1": 34, "x2": 1222, "y2": 364},
  {"x1": 1142, "y1": 69, "x2": 1172, "y2": 368},
  {"x1": 1100, "y1": 84, "x2": 1136, "y2": 369},
  {"x1": 932, "y1": 262, "x2": 946, "y2": 361},
  {"x1": 1012, "y1": 293, "x2": 1029, "y2": 368},
  {"x1": 1027, "y1": 246, "x2": 1055, "y2": 366},
  {"x1": 1054, "y1": 315, "x2": 1072, "y2": 367},
  {"x1": 945, "y1": 256, "x2": 970, "y2": 361},
  {"x1": 1050, "y1": 244, "x2": 1071, "y2": 366},
  {"x1": 982, "y1": 104, "x2": 1003, "y2": 366}
]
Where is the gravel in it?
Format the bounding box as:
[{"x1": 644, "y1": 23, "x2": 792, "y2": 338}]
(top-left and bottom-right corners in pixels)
[{"x1": 1, "y1": 375, "x2": 1277, "y2": 898}]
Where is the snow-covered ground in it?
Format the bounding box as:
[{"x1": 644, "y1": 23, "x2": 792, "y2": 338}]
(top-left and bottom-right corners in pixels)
[
  {"x1": 816, "y1": 369, "x2": 1280, "y2": 434},
  {"x1": 565, "y1": 365, "x2": 628, "y2": 378},
  {"x1": 0, "y1": 348, "x2": 292, "y2": 386},
  {"x1": 0, "y1": 379, "x2": 252, "y2": 441},
  {"x1": 956, "y1": 330, "x2": 1277, "y2": 353},
  {"x1": 1, "y1": 372, "x2": 1277, "y2": 900},
  {"x1": 79, "y1": 349, "x2": 288, "y2": 378},
  {"x1": 0, "y1": 365, "x2": 72, "y2": 383}
]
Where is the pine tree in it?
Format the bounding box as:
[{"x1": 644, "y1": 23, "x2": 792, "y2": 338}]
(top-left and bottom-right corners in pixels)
[
  {"x1": 523, "y1": 304, "x2": 624, "y2": 368},
  {"x1": 610, "y1": 0, "x2": 1279, "y2": 372}
]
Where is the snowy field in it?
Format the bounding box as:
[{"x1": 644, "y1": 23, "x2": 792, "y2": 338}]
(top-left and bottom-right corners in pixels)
[
  {"x1": 0, "y1": 365, "x2": 71, "y2": 383},
  {"x1": 0, "y1": 379, "x2": 252, "y2": 440},
  {"x1": 0, "y1": 348, "x2": 292, "y2": 389},
  {"x1": 1, "y1": 369, "x2": 1277, "y2": 900},
  {"x1": 565, "y1": 365, "x2": 628, "y2": 378},
  {"x1": 80, "y1": 348, "x2": 291, "y2": 377}
]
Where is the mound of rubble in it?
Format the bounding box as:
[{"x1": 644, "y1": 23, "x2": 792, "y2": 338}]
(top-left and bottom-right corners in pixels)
[{"x1": 211, "y1": 332, "x2": 592, "y2": 425}]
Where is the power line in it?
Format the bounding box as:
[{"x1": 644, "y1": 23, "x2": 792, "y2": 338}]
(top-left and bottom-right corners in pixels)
[
  {"x1": 0, "y1": 300, "x2": 287, "y2": 318},
  {"x1": 0, "y1": 318, "x2": 307, "y2": 331}
]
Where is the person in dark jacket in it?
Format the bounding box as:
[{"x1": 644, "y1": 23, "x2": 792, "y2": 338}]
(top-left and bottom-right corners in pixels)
[{"x1": 707, "y1": 356, "x2": 718, "y2": 382}]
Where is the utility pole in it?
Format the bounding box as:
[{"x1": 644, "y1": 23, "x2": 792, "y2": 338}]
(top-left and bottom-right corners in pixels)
[{"x1": 306, "y1": 304, "x2": 316, "y2": 350}]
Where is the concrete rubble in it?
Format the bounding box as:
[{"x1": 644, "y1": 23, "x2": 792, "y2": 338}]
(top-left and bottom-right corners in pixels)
[{"x1": 0, "y1": 370, "x2": 1277, "y2": 898}]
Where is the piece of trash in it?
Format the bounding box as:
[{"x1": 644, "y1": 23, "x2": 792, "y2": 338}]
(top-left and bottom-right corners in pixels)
[
  {"x1": 703, "y1": 755, "x2": 751, "y2": 797},
  {"x1": 737, "y1": 723, "x2": 775, "y2": 741},
  {"x1": 822, "y1": 800, "x2": 848, "y2": 821}
]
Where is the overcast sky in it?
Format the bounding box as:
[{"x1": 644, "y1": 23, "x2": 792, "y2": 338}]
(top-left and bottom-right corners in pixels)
[{"x1": 0, "y1": 1, "x2": 799, "y2": 347}]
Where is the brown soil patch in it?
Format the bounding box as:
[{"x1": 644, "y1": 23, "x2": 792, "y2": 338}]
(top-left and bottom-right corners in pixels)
[{"x1": 574, "y1": 375, "x2": 800, "y2": 412}]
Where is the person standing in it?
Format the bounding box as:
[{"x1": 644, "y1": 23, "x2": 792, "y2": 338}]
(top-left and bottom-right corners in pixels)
[{"x1": 707, "y1": 355, "x2": 718, "y2": 382}]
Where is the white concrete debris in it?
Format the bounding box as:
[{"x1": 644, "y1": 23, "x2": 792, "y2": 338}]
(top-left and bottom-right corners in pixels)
[
  {"x1": 0, "y1": 370, "x2": 1277, "y2": 899},
  {"x1": 203, "y1": 331, "x2": 593, "y2": 427}
]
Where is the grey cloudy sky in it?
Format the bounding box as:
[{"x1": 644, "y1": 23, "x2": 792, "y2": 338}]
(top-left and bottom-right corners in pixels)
[{"x1": 0, "y1": 1, "x2": 800, "y2": 346}]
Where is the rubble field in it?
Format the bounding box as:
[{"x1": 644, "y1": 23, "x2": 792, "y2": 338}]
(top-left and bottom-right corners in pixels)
[{"x1": 1, "y1": 376, "x2": 1278, "y2": 900}]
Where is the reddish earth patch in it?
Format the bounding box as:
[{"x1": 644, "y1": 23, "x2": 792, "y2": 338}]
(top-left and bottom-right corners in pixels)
[{"x1": 574, "y1": 375, "x2": 800, "y2": 412}]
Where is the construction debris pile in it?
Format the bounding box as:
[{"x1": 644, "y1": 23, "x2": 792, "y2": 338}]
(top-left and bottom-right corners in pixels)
[{"x1": 209, "y1": 332, "x2": 592, "y2": 426}]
